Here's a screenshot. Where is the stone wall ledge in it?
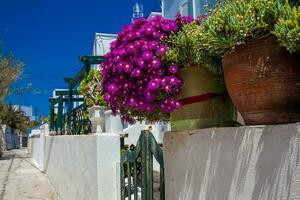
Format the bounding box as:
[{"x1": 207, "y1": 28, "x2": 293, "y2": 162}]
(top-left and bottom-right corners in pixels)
[{"x1": 164, "y1": 122, "x2": 300, "y2": 200}]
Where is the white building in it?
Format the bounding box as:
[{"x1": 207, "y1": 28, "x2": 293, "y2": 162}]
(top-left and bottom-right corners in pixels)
[
  {"x1": 13, "y1": 105, "x2": 35, "y2": 121},
  {"x1": 161, "y1": 0, "x2": 220, "y2": 18},
  {"x1": 92, "y1": 33, "x2": 117, "y2": 70},
  {"x1": 147, "y1": 12, "x2": 162, "y2": 19}
]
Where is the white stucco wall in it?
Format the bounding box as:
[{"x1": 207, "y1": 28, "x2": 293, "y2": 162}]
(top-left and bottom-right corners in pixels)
[
  {"x1": 92, "y1": 33, "x2": 117, "y2": 71},
  {"x1": 164, "y1": 123, "x2": 300, "y2": 200},
  {"x1": 93, "y1": 33, "x2": 116, "y2": 57},
  {"x1": 162, "y1": 0, "x2": 220, "y2": 19},
  {"x1": 30, "y1": 133, "x2": 120, "y2": 200},
  {"x1": 28, "y1": 129, "x2": 44, "y2": 169}
]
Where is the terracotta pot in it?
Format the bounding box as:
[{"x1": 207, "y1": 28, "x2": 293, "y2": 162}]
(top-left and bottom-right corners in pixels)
[
  {"x1": 222, "y1": 35, "x2": 300, "y2": 125},
  {"x1": 170, "y1": 65, "x2": 237, "y2": 131}
]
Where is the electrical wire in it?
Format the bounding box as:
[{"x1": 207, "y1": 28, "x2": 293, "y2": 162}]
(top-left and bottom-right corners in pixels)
[{"x1": 25, "y1": 66, "x2": 82, "y2": 77}]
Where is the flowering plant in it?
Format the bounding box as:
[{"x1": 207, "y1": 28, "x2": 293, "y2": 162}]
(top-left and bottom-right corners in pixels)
[
  {"x1": 164, "y1": 14, "x2": 222, "y2": 75},
  {"x1": 274, "y1": 6, "x2": 300, "y2": 52},
  {"x1": 101, "y1": 16, "x2": 192, "y2": 123},
  {"x1": 197, "y1": 0, "x2": 300, "y2": 72},
  {"x1": 78, "y1": 69, "x2": 107, "y2": 107}
]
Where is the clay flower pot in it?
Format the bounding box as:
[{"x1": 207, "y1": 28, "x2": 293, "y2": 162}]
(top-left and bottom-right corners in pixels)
[
  {"x1": 171, "y1": 65, "x2": 237, "y2": 131},
  {"x1": 222, "y1": 35, "x2": 300, "y2": 125}
]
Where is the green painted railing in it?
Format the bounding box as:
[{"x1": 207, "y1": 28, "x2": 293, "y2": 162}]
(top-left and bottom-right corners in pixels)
[
  {"x1": 121, "y1": 130, "x2": 165, "y2": 200},
  {"x1": 49, "y1": 55, "x2": 104, "y2": 134},
  {"x1": 69, "y1": 103, "x2": 91, "y2": 134}
]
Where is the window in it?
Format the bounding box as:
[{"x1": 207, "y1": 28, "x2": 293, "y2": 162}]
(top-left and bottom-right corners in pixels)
[{"x1": 180, "y1": 0, "x2": 194, "y2": 17}]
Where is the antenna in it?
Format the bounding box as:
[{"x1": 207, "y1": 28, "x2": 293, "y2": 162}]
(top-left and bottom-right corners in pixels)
[
  {"x1": 9, "y1": 83, "x2": 46, "y2": 114},
  {"x1": 132, "y1": 2, "x2": 143, "y2": 22}
]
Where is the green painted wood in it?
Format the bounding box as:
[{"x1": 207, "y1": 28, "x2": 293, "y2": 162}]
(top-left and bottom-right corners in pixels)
[
  {"x1": 80, "y1": 55, "x2": 104, "y2": 65},
  {"x1": 67, "y1": 82, "x2": 73, "y2": 134},
  {"x1": 121, "y1": 162, "x2": 125, "y2": 200},
  {"x1": 120, "y1": 130, "x2": 165, "y2": 200},
  {"x1": 133, "y1": 162, "x2": 138, "y2": 199},
  {"x1": 55, "y1": 90, "x2": 79, "y2": 96},
  {"x1": 49, "y1": 100, "x2": 55, "y2": 131},
  {"x1": 56, "y1": 95, "x2": 64, "y2": 133},
  {"x1": 50, "y1": 55, "x2": 104, "y2": 135},
  {"x1": 128, "y1": 162, "x2": 132, "y2": 200}
]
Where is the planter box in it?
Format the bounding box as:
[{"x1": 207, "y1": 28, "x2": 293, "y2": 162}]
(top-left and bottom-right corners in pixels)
[{"x1": 89, "y1": 106, "x2": 109, "y2": 133}]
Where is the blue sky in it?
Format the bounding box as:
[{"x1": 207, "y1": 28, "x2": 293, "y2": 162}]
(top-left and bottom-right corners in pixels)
[{"x1": 0, "y1": 0, "x2": 161, "y2": 117}]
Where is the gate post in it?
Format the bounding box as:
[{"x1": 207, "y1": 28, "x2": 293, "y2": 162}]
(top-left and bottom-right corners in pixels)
[
  {"x1": 141, "y1": 130, "x2": 153, "y2": 200},
  {"x1": 57, "y1": 95, "x2": 64, "y2": 133},
  {"x1": 49, "y1": 98, "x2": 55, "y2": 131}
]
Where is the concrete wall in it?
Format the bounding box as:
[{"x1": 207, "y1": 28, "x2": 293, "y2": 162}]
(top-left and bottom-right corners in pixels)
[
  {"x1": 29, "y1": 135, "x2": 43, "y2": 170},
  {"x1": 30, "y1": 132, "x2": 120, "y2": 200},
  {"x1": 164, "y1": 123, "x2": 300, "y2": 200}
]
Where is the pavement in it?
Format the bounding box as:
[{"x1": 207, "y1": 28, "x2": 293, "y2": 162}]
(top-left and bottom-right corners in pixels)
[{"x1": 0, "y1": 148, "x2": 58, "y2": 200}]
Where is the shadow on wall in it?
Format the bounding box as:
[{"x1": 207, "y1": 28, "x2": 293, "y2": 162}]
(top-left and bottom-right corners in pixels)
[
  {"x1": 165, "y1": 124, "x2": 300, "y2": 200},
  {"x1": 43, "y1": 136, "x2": 54, "y2": 173}
]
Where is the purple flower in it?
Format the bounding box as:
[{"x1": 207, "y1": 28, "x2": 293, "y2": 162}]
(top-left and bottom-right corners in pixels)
[
  {"x1": 136, "y1": 100, "x2": 146, "y2": 110},
  {"x1": 153, "y1": 69, "x2": 165, "y2": 76},
  {"x1": 144, "y1": 90, "x2": 156, "y2": 102},
  {"x1": 142, "y1": 52, "x2": 153, "y2": 61},
  {"x1": 123, "y1": 63, "x2": 133, "y2": 73},
  {"x1": 104, "y1": 93, "x2": 112, "y2": 102},
  {"x1": 144, "y1": 25, "x2": 155, "y2": 35},
  {"x1": 126, "y1": 44, "x2": 136, "y2": 53},
  {"x1": 145, "y1": 104, "x2": 154, "y2": 112},
  {"x1": 152, "y1": 31, "x2": 160, "y2": 39},
  {"x1": 108, "y1": 83, "x2": 118, "y2": 94},
  {"x1": 148, "y1": 41, "x2": 158, "y2": 51},
  {"x1": 141, "y1": 44, "x2": 150, "y2": 51},
  {"x1": 160, "y1": 98, "x2": 182, "y2": 112},
  {"x1": 123, "y1": 82, "x2": 133, "y2": 90},
  {"x1": 101, "y1": 15, "x2": 190, "y2": 122},
  {"x1": 168, "y1": 65, "x2": 178, "y2": 74},
  {"x1": 163, "y1": 84, "x2": 172, "y2": 93},
  {"x1": 132, "y1": 69, "x2": 142, "y2": 77},
  {"x1": 157, "y1": 45, "x2": 168, "y2": 56},
  {"x1": 150, "y1": 58, "x2": 161, "y2": 68},
  {"x1": 167, "y1": 76, "x2": 180, "y2": 86},
  {"x1": 127, "y1": 97, "x2": 137, "y2": 107},
  {"x1": 147, "y1": 79, "x2": 160, "y2": 90},
  {"x1": 176, "y1": 13, "x2": 194, "y2": 25},
  {"x1": 137, "y1": 58, "x2": 146, "y2": 68}
]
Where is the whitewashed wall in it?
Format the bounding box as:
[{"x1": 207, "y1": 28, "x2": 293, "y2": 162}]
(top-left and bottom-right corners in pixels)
[
  {"x1": 30, "y1": 130, "x2": 120, "y2": 200},
  {"x1": 162, "y1": 0, "x2": 220, "y2": 19},
  {"x1": 164, "y1": 123, "x2": 300, "y2": 200}
]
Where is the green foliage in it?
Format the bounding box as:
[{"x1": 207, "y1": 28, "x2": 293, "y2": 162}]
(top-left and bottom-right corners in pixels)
[
  {"x1": 78, "y1": 69, "x2": 107, "y2": 107},
  {"x1": 0, "y1": 104, "x2": 40, "y2": 135},
  {"x1": 289, "y1": 0, "x2": 300, "y2": 7},
  {"x1": 164, "y1": 22, "x2": 203, "y2": 67},
  {"x1": 164, "y1": 21, "x2": 222, "y2": 74},
  {"x1": 274, "y1": 6, "x2": 300, "y2": 52},
  {"x1": 0, "y1": 54, "x2": 23, "y2": 100},
  {"x1": 42, "y1": 115, "x2": 50, "y2": 124},
  {"x1": 197, "y1": 0, "x2": 299, "y2": 71}
]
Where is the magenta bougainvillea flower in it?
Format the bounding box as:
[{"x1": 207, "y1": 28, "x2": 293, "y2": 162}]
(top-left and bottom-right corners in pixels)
[{"x1": 101, "y1": 15, "x2": 193, "y2": 123}]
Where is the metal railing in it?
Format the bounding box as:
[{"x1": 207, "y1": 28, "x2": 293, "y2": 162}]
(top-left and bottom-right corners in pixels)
[
  {"x1": 49, "y1": 55, "x2": 104, "y2": 135},
  {"x1": 67, "y1": 103, "x2": 91, "y2": 135}
]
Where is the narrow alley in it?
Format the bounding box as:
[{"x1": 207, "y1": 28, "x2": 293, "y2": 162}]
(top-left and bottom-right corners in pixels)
[{"x1": 0, "y1": 148, "x2": 58, "y2": 200}]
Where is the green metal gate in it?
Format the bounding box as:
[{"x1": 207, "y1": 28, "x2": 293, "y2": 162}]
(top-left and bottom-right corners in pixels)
[{"x1": 120, "y1": 130, "x2": 165, "y2": 200}]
